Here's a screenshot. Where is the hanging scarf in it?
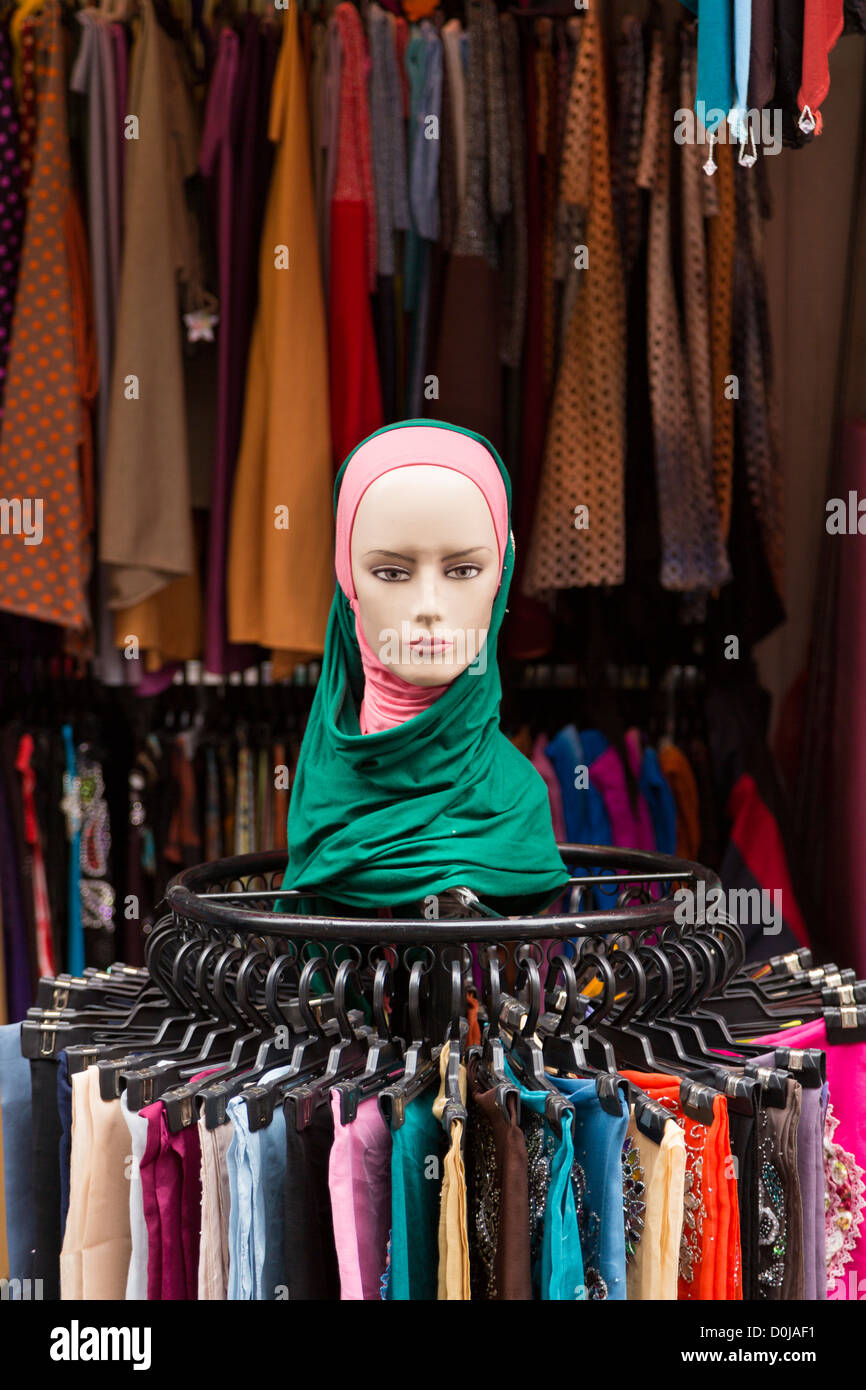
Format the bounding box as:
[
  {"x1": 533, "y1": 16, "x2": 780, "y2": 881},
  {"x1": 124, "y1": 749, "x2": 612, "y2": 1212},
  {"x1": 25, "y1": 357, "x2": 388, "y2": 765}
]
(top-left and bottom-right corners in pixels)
[{"x1": 279, "y1": 418, "x2": 570, "y2": 914}]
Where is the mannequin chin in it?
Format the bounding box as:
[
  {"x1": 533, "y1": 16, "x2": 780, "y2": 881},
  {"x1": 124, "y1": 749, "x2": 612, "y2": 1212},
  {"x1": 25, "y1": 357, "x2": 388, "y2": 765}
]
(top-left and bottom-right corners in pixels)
[{"x1": 350, "y1": 465, "x2": 500, "y2": 687}]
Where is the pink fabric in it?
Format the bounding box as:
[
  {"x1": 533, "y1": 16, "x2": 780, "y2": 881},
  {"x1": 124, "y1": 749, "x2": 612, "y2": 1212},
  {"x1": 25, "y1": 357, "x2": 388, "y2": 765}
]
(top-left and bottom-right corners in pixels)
[
  {"x1": 327, "y1": 1091, "x2": 392, "y2": 1299},
  {"x1": 334, "y1": 424, "x2": 509, "y2": 734},
  {"x1": 753, "y1": 1017, "x2": 866, "y2": 1298},
  {"x1": 827, "y1": 421, "x2": 866, "y2": 976},
  {"x1": 531, "y1": 734, "x2": 567, "y2": 842},
  {"x1": 589, "y1": 730, "x2": 655, "y2": 852},
  {"x1": 139, "y1": 1074, "x2": 218, "y2": 1301}
]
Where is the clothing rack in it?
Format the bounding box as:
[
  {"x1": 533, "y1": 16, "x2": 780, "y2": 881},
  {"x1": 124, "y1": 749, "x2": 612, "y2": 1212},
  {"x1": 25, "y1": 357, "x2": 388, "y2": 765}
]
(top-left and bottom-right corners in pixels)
[{"x1": 164, "y1": 842, "x2": 721, "y2": 942}]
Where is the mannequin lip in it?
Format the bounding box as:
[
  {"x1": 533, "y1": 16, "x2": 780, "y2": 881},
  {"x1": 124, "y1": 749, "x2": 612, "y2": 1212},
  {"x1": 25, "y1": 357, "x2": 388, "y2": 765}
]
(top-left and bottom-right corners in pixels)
[{"x1": 408, "y1": 634, "x2": 454, "y2": 654}]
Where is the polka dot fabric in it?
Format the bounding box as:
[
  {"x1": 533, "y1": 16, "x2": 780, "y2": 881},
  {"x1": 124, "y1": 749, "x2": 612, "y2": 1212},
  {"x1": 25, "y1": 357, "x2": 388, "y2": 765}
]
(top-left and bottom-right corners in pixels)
[
  {"x1": 0, "y1": 31, "x2": 25, "y2": 427},
  {"x1": 0, "y1": 0, "x2": 89, "y2": 629}
]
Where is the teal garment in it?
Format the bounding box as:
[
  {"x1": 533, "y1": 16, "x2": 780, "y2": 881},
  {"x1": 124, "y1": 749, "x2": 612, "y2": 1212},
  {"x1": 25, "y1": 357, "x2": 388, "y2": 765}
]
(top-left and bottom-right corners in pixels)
[
  {"x1": 386, "y1": 1087, "x2": 446, "y2": 1300},
  {"x1": 550, "y1": 1076, "x2": 630, "y2": 1301},
  {"x1": 278, "y1": 420, "x2": 571, "y2": 917},
  {"x1": 506, "y1": 1063, "x2": 585, "y2": 1300},
  {"x1": 62, "y1": 725, "x2": 84, "y2": 976},
  {"x1": 685, "y1": 0, "x2": 735, "y2": 135}
]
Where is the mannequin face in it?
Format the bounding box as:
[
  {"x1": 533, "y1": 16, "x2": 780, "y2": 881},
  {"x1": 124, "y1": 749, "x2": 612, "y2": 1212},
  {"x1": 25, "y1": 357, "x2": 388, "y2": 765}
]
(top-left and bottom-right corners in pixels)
[{"x1": 350, "y1": 465, "x2": 500, "y2": 686}]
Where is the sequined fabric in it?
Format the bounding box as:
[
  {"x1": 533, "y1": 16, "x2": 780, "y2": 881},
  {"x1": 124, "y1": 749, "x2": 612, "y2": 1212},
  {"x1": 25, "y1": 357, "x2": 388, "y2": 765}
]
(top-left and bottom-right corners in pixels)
[
  {"x1": 824, "y1": 1102, "x2": 866, "y2": 1293},
  {"x1": 466, "y1": 1088, "x2": 501, "y2": 1299}
]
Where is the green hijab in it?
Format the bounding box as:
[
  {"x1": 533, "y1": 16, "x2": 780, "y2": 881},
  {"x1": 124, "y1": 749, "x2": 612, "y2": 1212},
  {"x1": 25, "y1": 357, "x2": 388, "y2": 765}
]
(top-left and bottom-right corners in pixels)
[{"x1": 278, "y1": 420, "x2": 570, "y2": 915}]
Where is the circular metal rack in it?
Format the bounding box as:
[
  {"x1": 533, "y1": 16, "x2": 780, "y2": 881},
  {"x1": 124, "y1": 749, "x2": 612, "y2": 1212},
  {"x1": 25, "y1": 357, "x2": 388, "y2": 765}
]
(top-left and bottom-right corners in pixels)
[{"x1": 165, "y1": 844, "x2": 724, "y2": 945}]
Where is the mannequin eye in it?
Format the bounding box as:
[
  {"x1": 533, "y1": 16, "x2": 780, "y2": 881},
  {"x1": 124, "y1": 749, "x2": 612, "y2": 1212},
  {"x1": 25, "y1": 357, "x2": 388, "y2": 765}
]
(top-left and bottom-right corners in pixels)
[
  {"x1": 446, "y1": 564, "x2": 482, "y2": 580},
  {"x1": 371, "y1": 566, "x2": 410, "y2": 582}
]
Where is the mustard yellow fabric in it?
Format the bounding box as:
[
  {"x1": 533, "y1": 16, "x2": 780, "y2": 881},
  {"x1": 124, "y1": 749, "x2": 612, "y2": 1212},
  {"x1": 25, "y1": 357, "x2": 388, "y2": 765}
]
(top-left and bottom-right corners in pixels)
[
  {"x1": 227, "y1": 3, "x2": 333, "y2": 659},
  {"x1": 432, "y1": 1043, "x2": 471, "y2": 1300}
]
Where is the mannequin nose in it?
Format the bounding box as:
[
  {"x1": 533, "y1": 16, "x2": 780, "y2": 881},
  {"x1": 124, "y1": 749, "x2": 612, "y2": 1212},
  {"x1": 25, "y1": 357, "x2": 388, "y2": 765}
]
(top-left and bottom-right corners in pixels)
[{"x1": 412, "y1": 572, "x2": 443, "y2": 624}]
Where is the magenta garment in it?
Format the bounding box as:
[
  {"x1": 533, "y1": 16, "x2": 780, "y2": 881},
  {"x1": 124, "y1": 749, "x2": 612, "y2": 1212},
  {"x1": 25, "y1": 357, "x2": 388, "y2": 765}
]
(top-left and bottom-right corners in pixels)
[
  {"x1": 199, "y1": 26, "x2": 259, "y2": 675},
  {"x1": 827, "y1": 420, "x2": 866, "y2": 976},
  {"x1": 140, "y1": 1095, "x2": 207, "y2": 1301},
  {"x1": 531, "y1": 734, "x2": 566, "y2": 842},
  {"x1": 328, "y1": 1091, "x2": 392, "y2": 1299},
  {"x1": 754, "y1": 1018, "x2": 866, "y2": 1298},
  {"x1": 589, "y1": 729, "x2": 655, "y2": 852},
  {"x1": 139, "y1": 1102, "x2": 163, "y2": 1300}
]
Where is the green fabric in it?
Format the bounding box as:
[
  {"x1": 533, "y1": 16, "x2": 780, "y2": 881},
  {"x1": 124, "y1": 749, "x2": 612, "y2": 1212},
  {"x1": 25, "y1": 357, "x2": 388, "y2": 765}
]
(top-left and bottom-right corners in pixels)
[
  {"x1": 385, "y1": 1088, "x2": 445, "y2": 1300},
  {"x1": 278, "y1": 419, "x2": 570, "y2": 915}
]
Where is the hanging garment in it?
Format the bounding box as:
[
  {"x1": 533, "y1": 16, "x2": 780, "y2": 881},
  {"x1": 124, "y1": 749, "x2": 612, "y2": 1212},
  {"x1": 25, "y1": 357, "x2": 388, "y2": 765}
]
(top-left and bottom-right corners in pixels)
[
  {"x1": 403, "y1": 20, "x2": 441, "y2": 418},
  {"x1": 29, "y1": 1056, "x2": 61, "y2": 1299},
  {"x1": 328, "y1": 2, "x2": 384, "y2": 469},
  {"x1": 328, "y1": 1090, "x2": 392, "y2": 1300},
  {"x1": 227, "y1": 1, "x2": 333, "y2": 661},
  {"x1": 658, "y1": 742, "x2": 702, "y2": 861},
  {"x1": 625, "y1": 1108, "x2": 686, "y2": 1300},
  {"x1": 503, "y1": 13, "x2": 555, "y2": 663},
  {"x1": 589, "y1": 733, "x2": 656, "y2": 855},
  {"x1": 530, "y1": 734, "x2": 567, "y2": 843},
  {"x1": 640, "y1": 31, "x2": 730, "y2": 594},
  {"x1": 507, "y1": 1062, "x2": 585, "y2": 1300},
  {"x1": 620, "y1": 1071, "x2": 743, "y2": 1300},
  {"x1": 0, "y1": 31, "x2": 25, "y2": 426},
  {"x1": 197, "y1": 1112, "x2": 232, "y2": 1301},
  {"x1": 198, "y1": 25, "x2": 257, "y2": 676},
  {"x1": 58, "y1": 1051, "x2": 72, "y2": 1239},
  {"x1": 99, "y1": 0, "x2": 203, "y2": 613},
  {"x1": 140, "y1": 1099, "x2": 202, "y2": 1301},
  {"x1": 730, "y1": 0, "x2": 753, "y2": 141},
  {"x1": 0, "y1": 1025, "x2": 33, "y2": 1282},
  {"x1": 432, "y1": 1042, "x2": 470, "y2": 1300},
  {"x1": 15, "y1": 733, "x2": 54, "y2": 977},
  {"x1": 121, "y1": 1091, "x2": 149, "y2": 1301},
  {"x1": 0, "y1": 0, "x2": 90, "y2": 629},
  {"x1": 753, "y1": 1018, "x2": 866, "y2": 1299},
  {"x1": 639, "y1": 742, "x2": 678, "y2": 855},
  {"x1": 432, "y1": 0, "x2": 505, "y2": 448},
  {"x1": 284, "y1": 1096, "x2": 341, "y2": 1300},
  {"x1": 551, "y1": 1074, "x2": 630, "y2": 1300},
  {"x1": 752, "y1": 1051, "x2": 825, "y2": 1300},
  {"x1": 278, "y1": 420, "x2": 570, "y2": 915},
  {"x1": 226, "y1": 1062, "x2": 294, "y2": 1300},
  {"x1": 523, "y1": 5, "x2": 626, "y2": 593},
  {"x1": 367, "y1": 3, "x2": 410, "y2": 278},
  {"x1": 385, "y1": 1087, "x2": 446, "y2": 1300},
  {"x1": 465, "y1": 1051, "x2": 532, "y2": 1300},
  {"x1": 69, "y1": 10, "x2": 128, "y2": 686},
  {"x1": 748, "y1": 0, "x2": 775, "y2": 109},
  {"x1": 680, "y1": 23, "x2": 714, "y2": 487},
  {"x1": 797, "y1": 0, "x2": 845, "y2": 134},
  {"x1": 681, "y1": 0, "x2": 735, "y2": 134},
  {"x1": 60, "y1": 1066, "x2": 131, "y2": 1300}
]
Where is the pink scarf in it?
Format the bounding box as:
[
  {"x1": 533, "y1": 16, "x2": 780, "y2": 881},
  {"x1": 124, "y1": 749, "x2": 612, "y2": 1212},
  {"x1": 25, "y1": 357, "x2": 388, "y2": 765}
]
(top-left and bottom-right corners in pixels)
[{"x1": 335, "y1": 424, "x2": 509, "y2": 734}]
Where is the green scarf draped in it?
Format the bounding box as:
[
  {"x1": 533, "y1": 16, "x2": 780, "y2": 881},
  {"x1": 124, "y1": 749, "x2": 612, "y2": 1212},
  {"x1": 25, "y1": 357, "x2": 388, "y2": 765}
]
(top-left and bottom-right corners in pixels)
[{"x1": 278, "y1": 420, "x2": 570, "y2": 915}]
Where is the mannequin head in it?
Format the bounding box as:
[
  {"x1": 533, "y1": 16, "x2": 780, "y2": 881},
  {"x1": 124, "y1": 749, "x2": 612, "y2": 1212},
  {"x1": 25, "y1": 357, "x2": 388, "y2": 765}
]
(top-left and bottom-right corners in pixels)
[{"x1": 350, "y1": 465, "x2": 499, "y2": 687}]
